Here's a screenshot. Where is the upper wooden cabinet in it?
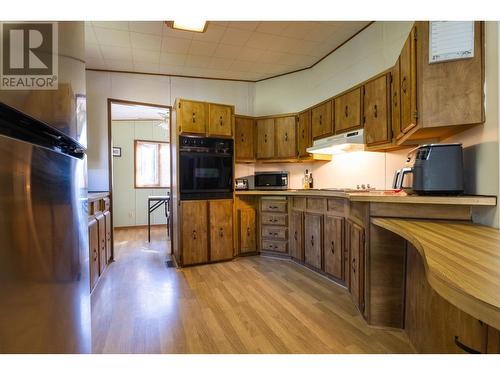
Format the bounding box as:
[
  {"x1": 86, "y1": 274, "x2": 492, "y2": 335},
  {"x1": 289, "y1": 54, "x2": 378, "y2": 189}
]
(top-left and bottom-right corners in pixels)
[
  {"x1": 208, "y1": 103, "x2": 233, "y2": 137},
  {"x1": 335, "y1": 88, "x2": 362, "y2": 134},
  {"x1": 235, "y1": 116, "x2": 255, "y2": 162},
  {"x1": 391, "y1": 60, "x2": 402, "y2": 140},
  {"x1": 311, "y1": 100, "x2": 333, "y2": 139},
  {"x1": 177, "y1": 99, "x2": 207, "y2": 134},
  {"x1": 398, "y1": 27, "x2": 418, "y2": 139},
  {"x1": 256, "y1": 118, "x2": 275, "y2": 159},
  {"x1": 275, "y1": 116, "x2": 297, "y2": 159},
  {"x1": 364, "y1": 74, "x2": 391, "y2": 147},
  {"x1": 297, "y1": 110, "x2": 311, "y2": 158}
]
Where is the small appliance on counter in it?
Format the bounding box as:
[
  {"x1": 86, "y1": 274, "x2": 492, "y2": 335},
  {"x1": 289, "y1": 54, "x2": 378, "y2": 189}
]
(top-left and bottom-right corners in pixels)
[
  {"x1": 393, "y1": 143, "x2": 464, "y2": 195},
  {"x1": 254, "y1": 171, "x2": 289, "y2": 190},
  {"x1": 235, "y1": 178, "x2": 249, "y2": 190}
]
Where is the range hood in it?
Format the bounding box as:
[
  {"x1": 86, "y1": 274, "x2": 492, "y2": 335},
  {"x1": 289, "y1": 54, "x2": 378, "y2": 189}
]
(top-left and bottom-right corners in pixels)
[{"x1": 306, "y1": 129, "x2": 365, "y2": 155}]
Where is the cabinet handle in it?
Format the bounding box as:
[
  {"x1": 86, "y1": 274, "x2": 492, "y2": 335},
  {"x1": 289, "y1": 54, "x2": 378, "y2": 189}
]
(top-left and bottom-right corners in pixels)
[
  {"x1": 192, "y1": 230, "x2": 197, "y2": 240},
  {"x1": 331, "y1": 240, "x2": 335, "y2": 254},
  {"x1": 301, "y1": 128, "x2": 305, "y2": 139},
  {"x1": 285, "y1": 132, "x2": 288, "y2": 141},
  {"x1": 311, "y1": 235, "x2": 314, "y2": 247},
  {"x1": 401, "y1": 76, "x2": 407, "y2": 94},
  {"x1": 373, "y1": 105, "x2": 378, "y2": 118},
  {"x1": 240, "y1": 133, "x2": 244, "y2": 143},
  {"x1": 294, "y1": 231, "x2": 298, "y2": 241},
  {"x1": 352, "y1": 258, "x2": 356, "y2": 273},
  {"x1": 269, "y1": 205, "x2": 278, "y2": 209},
  {"x1": 344, "y1": 105, "x2": 348, "y2": 118},
  {"x1": 219, "y1": 228, "x2": 224, "y2": 238},
  {"x1": 454, "y1": 336, "x2": 481, "y2": 354},
  {"x1": 192, "y1": 112, "x2": 196, "y2": 123},
  {"x1": 319, "y1": 115, "x2": 322, "y2": 125},
  {"x1": 264, "y1": 134, "x2": 267, "y2": 143},
  {"x1": 219, "y1": 115, "x2": 223, "y2": 126},
  {"x1": 393, "y1": 91, "x2": 398, "y2": 107},
  {"x1": 247, "y1": 227, "x2": 251, "y2": 237}
]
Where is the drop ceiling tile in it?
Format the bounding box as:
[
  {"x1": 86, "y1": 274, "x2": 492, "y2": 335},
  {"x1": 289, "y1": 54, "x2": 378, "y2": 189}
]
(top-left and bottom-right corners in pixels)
[
  {"x1": 85, "y1": 23, "x2": 98, "y2": 44},
  {"x1": 133, "y1": 62, "x2": 160, "y2": 73},
  {"x1": 267, "y1": 35, "x2": 303, "y2": 53},
  {"x1": 188, "y1": 40, "x2": 218, "y2": 57},
  {"x1": 257, "y1": 50, "x2": 290, "y2": 64},
  {"x1": 228, "y1": 60, "x2": 255, "y2": 72},
  {"x1": 159, "y1": 64, "x2": 188, "y2": 75},
  {"x1": 162, "y1": 26, "x2": 194, "y2": 40},
  {"x1": 213, "y1": 44, "x2": 243, "y2": 59},
  {"x1": 185, "y1": 55, "x2": 212, "y2": 69},
  {"x1": 161, "y1": 36, "x2": 191, "y2": 54},
  {"x1": 101, "y1": 46, "x2": 133, "y2": 61},
  {"x1": 160, "y1": 52, "x2": 187, "y2": 66},
  {"x1": 220, "y1": 28, "x2": 253, "y2": 46},
  {"x1": 131, "y1": 33, "x2": 162, "y2": 51},
  {"x1": 256, "y1": 21, "x2": 288, "y2": 35},
  {"x1": 94, "y1": 27, "x2": 131, "y2": 48},
  {"x1": 245, "y1": 32, "x2": 274, "y2": 50},
  {"x1": 132, "y1": 49, "x2": 160, "y2": 64},
  {"x1": 210, "y1": 57, "x2": 235, "y2": 70},
  {"x1": 85, "y1": 57, "x2": 106, "y2": 70},
  {"x1": 104, "y1": 58, "x2": 134, "y2": 71},
  {"x1": 192, "y1": 24, "x2": 227, "y2": 42},
  {"x1": 210, "y1": 21, "x2": 230, "y2": 27},
  {"x1": 236, "y1": 47, "x2": 266, "y2": 62},
  {"x1": 280, "y1": 22, "x2": 315, "y2": 39},
  {"x1": 85, "y1": 43, "x2": 102, "y2": 60},
  {"x1": 228, "y1": 21, "x2": 260, "y2": 31},
  {"x1": 92, "y1": 21, "x2": 129, "y2": 31},
  {"x1": 128, "y1": 21, "x2": 163, "y2": 35}
]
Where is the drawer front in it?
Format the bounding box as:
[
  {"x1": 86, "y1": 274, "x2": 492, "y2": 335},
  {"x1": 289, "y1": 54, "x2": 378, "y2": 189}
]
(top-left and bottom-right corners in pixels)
[
  {"x1": 102, "y1": 197, "x2": 110, "y2": 212},
  {"x1": 262, "y1": 226, "x2": 288, "y2": 240},
  {"x1": 261, "y1": 213, "x2": 288, "y2": 226},
  {"x1": 306, "y1": 197, "x2": 326, "y2": 212},
  {"x1": 327, "y1": 198, "x2": 345, "y2": 215},
  {"x1": 261, "y1": 200, "x2": 287, "y2": 212},
  {"x1": 291, "y1": 197, "x2": 306, "y2": 210},
  {"x1": 262, "y1": 240, "x2": 288, "y2": 253}
]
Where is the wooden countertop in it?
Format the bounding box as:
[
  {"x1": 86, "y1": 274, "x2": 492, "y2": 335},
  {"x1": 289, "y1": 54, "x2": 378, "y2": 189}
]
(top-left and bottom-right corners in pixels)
[
  {"x1": 372, "y1": 218, "x2": 500, "y2": 330},
  {"x1": 88, "y1": 191, "x2": 110, "y2": 201},
  {"x1": 235, "y1": 190, "x2": 497, "y2": 206}
]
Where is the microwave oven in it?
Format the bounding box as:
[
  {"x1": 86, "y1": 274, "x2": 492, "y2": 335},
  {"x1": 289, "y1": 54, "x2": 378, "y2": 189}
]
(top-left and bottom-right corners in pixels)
[{"x1": 254, "y1": 171, "x2": 288, "y2": 190}]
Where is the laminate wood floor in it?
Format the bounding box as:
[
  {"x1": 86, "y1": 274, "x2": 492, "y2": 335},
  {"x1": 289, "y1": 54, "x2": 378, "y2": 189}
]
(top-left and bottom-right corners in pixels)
[{"x1": 91, "y1": 227, "x2": 415, "y2": 354}]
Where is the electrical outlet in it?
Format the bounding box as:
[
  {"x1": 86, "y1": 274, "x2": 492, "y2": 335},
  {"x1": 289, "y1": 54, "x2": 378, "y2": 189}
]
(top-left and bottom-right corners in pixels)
[{"x1": 128, "y1": 211, "x2": 134, "y2": 218}]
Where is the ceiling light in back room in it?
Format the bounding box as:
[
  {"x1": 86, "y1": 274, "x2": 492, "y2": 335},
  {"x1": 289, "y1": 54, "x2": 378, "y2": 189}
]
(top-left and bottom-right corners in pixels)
[{"x1": 166, "y1": 20, "x2": 207, "y2": 33}]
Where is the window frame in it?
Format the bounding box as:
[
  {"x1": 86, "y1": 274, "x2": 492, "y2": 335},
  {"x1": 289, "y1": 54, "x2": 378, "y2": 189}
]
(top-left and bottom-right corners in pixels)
[{"x1": 134, "y1": 139, "x2": 170, "y2": 189}]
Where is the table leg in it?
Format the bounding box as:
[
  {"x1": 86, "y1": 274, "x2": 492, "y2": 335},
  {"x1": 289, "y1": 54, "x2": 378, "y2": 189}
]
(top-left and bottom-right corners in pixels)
[{"x1": 148, "y1": 199, "x2": 151, "y2": 242}]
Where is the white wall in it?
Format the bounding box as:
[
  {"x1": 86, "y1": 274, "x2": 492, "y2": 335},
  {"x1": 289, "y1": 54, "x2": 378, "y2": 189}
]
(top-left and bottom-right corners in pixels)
[{"x1": 111, "y1": 120, "x2": 170, "y2": 227}]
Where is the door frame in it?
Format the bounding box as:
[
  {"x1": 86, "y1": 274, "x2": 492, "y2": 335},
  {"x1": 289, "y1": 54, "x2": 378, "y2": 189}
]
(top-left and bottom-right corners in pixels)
[{"x1": 106, "y1": 98, "x2": 173, "y2": 260}]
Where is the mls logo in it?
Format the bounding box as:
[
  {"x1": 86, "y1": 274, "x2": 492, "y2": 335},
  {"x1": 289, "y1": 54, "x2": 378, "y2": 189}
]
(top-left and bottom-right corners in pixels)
[{"x1": 0, "y1": 22, "x2": 58, "y2": 90}]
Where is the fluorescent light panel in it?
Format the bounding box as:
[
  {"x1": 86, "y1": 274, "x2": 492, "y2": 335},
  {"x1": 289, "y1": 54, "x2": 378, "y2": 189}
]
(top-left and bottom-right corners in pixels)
[{"x1": 169, "y1": 20, "x2": 207, "y2": 33}]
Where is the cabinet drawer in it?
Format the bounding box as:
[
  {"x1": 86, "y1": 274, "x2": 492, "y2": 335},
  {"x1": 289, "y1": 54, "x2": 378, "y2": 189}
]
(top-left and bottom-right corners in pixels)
[
  {"x1": 262, "y1": 240, "x2": 288, "y2": 253},
  {"x1": 261, "y1": 200, "x2": 287, "y2": 212},
  {"x1": 327, "y1": 198, "x2": 345, "y2": 215},
  {"x1": 261, "y1": 213, "x2": 288, "y2": 226},
  {"x1": 291, "y1": 197, "x2": 306, "y2": 210},
  {"x1": 261, "y1": 226, "x2": 288, "y2": 240},
  {"x1": 306, "y1": 197, "x2": 326, "y2": 212}
]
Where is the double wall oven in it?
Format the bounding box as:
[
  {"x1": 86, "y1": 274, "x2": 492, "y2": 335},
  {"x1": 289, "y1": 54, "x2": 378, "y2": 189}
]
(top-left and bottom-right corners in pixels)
[{"x1": 179, "y1": 135, "x2": 233, "y2": 200}]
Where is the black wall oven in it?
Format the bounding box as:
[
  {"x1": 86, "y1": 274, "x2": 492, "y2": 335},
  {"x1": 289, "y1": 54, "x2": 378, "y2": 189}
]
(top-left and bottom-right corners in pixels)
[{"x1": 179, "y1": 135, "x2": 233, "y2": 200}]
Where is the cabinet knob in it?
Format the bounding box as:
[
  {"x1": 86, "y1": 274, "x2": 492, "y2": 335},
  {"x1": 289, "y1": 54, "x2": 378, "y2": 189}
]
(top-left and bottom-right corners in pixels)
[
  {"x1": 219, "y1": 228, "x2": 224, "y2": 237},
  {"x1": 219, "y1": 116, "x2": 223, "y2": 126},
  {"x1": 352, "y1": 258, "x2": 356, "y2": 273},
  {"x1": 247, "y1": 227, "x2": 251, "y2": 237},
  {"x1": 345, "y1": 105, "x2": 348, "y2": 118},
  {"x1": 285, "y1": 132, "x2": 288, "y2": 141},
  {"x1": 264, "y1": 134, "x2": 267, "y2": 143},
  {"x1": 401, "y1": 76, "x2": 407, "y2": 94},
  {"x1": 331, "y1": 240, "x2": 335, "y2": 254},
  {"x1": 192, "y1": 230, "x2": 197, "y2": 240},
  {"x1": 393, "y1": 91, "x2": 398, "y2": 106},
  {"x1": 373, "y1": 104, "x2": 378, "y2": 118},
  {"x1": 319, "y1": 115, "x2": 322, "y2": 125},
  {"x1": 294, "y1": 231, "x2": 298, "y2": 241},
  {"x1": 311, "y1": 235, "x2": 314, "y2": 247},
  {"x1": 301, "y1": 129, "x2": 305, "y2": 139},
  {"x1": 192, "y1": 112, "x2": 196, "y2": 123}
]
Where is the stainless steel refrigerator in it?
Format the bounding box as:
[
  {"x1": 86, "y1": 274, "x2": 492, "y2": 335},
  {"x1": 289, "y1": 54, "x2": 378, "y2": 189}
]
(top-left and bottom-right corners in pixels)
[{"x1": 0, "y1": 22, "x2": 90, "y2": 353}]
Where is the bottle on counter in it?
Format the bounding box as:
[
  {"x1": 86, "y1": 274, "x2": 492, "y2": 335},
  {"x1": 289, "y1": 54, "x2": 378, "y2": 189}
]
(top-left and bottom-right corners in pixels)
[
  {"x1": 309, "y1": 173, "x2": 314, "y2": 189},
  {"x1": 303, "y1": 169, "x2": 309, "y2": 189}
]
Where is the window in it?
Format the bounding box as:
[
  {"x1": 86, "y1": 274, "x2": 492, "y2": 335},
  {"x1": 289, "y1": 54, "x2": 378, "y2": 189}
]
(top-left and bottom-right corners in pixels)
[{"x1": 135, "y1": 140, "x2": 170, "y2": 188}]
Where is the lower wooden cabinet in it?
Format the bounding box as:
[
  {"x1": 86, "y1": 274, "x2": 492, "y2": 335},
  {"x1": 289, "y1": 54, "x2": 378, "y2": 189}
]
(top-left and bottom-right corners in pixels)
[
  {"x1": 304, "y1": 212, "x2": 323, "y2": 269},
  {"x1": 88, "y1": 216, "x2": 99, "y2": 292},
  {"x1": 323, "y1": 215, "x2": 343, "y2": 279},
  {"x1": 209, "y1": 200, "x2": 234, "y2": 261},
  {"x1": 289, "y1": 210, "x2": 304, "y2": 261},
  {"x1": 104, "y1": 210, "x2": 112, "y2": 262},
  {"x1": 237, "y1": 208, "x2": 256, "y2": 254},
  {"x1": 95, "y1": 212, "x2": 107, "y2": 276},
  {"x1": 181, "y1": 200, "x2": 209, "y2": 265},
  {"x1": 346, "y1": 219, "x2": 365, "y2": 313}
]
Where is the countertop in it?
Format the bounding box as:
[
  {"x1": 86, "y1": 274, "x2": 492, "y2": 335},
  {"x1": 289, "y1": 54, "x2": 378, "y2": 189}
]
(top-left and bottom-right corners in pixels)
[
  {"x1": 88, "y1": 191, "x2": 110, "y2": 200},
  {"x1": 372, "y1": 218, "x2": 500, "y2": 331},
  {"x1": 235, "y1": 189, "x2": 497, "y2": 206}
]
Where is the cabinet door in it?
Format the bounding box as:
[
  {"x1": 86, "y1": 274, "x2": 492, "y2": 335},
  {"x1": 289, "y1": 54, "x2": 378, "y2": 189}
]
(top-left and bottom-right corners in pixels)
[
  {"x1": 311, "y1": 101, "x2": 333, "y2": 139},
  {"x1": 335, "y1": 88, "x2": 361, "y2": 134},
  {"x1": 238, "y1": 208, "x2": 256, "y2": 254},
  {"x1": 324, "y1": 215, "x2": 343, "y2": 279},
  {"x1": 104, "y1": 210, "x2": 112, "y2": 262},
  {"x1": 256, "y1": 118, "x2": 275, "y2": 159},
  {"x1": 297, "y1": 110, "x2": 311, "y2": 158},
  {"x1": 364, "y1": 74, "x2": 391, "y2": 146},
  {"x1": 178, "y1": 100, "x2": 207, "y2": 134},
  {"x1": 391, "y1": 61, "x2": 402, "y2": 140},
  {"x1": 304, "y1": 213, "x2": 322, "y2": 269},
  {"x1": 399, "y1": 28, "x2": 417, "y2": 136},
  {"x1": 88, "y1": 217, "x2": 99, "y2": 292},
  {"x1": 209, "y1": 200, "x2": 234, "y2": 261},
  {"x1": 181, "y1": 200, "x2": 208, "y2": 265},
  {"x1": 348, "y1": 220, "x2": 365, "y2": 313},
  {"x1": 95, "y1": 212, "x2": 106, "y2": 275},
  {"x1": 275, "y1": 116, "x2": 297, "y2": 159},
  {"x1": 289, "y1": 210, "x2": 304, "y2": 261},
  {"x1": 209, "y1": 103, "x2": 233, "y2": 137},
  {"x1": 235, "y1": 116, "x2": 255, "y2": 161}
]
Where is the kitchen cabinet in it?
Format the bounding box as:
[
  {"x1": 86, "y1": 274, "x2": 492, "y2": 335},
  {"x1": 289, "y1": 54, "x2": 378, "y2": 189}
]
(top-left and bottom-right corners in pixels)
[
  {"x1": 209, "y1": 200, "x2": 234, "y2": 261},
  {"x1": 260, "y1": 198, "x2": 288, "y2": 254},
  {"x1": 304, "y1": 212, "x2": 323, "y2": 269},
  {"x1": 88, "y1": 217, "x2": 99, "y2": 292},
  {"x1": 335, "y1": 88, "x2": 362, "y2": 134},
  {"x1": 181, "y1": 200, "x2": 208, "y2": 265},
  {"x1": 391, "y1": 61, "x2": 402, "y2": 140},
  {"x1": 398, "y1": 28, "x2": 417, "y2": 138},
  {"x1": 104, "y1": 210, "x2": 112, "y2": 262},
  {"x1": 238, "y1": 208, "x2": 256, "y2": 254},
  {"x1": 289, "y1": 210, "x2": 304, "y2": 261},
  {"x1": 95, "y1": 212, "x2": 106, "y2": 276},
  {"x1": 324, "y1": 215, "x2": 343, "y2": 280},
  {"x1": 208, "y1": 103, "x2": 233, "y2": 137},
  {"x1": 256, "y1": 118, "x2": 275, "y2": 159},
  {"x1": 275, "y1": 116, "x2": 297, "y2": 159},
  {"x1": 347, "y1": 219, "x2": 365, "y2": 313},
  {"x1": 177, "y1": 99, "x2": 208, "y2": 135},
  {"x1": 297, "y1": 110, "x2": 311, "y2": 158},
  {"x1": 235, "y1": 116, "x2": 255, "y2": 162},
  {"x1": 311, "y1": 100, "x2": 333, "y2": 139},
  {"x1": 364, "y1": 74, "x2": 391, "y2": 147}
]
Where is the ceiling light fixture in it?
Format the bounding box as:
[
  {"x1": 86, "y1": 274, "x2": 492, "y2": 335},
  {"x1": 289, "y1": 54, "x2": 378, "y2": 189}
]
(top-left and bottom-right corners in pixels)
[{"x1": 166, "y1": 20, "x2": 207, "y2": 33}]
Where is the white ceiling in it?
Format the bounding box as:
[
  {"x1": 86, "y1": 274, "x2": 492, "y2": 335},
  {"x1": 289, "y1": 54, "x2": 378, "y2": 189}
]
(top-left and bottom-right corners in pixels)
[
  {"x1": 85, "y1": 21, "x2": 371, "y2": 81},
  {"x1": 111, "y1": 102, "x2": 169, "y2": 120}
]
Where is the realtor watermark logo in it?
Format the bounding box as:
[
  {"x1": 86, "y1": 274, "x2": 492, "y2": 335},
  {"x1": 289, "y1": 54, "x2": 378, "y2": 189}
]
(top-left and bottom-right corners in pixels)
[{"x1": 0, "y1": 22, "x2": 58, "y2": 90}]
